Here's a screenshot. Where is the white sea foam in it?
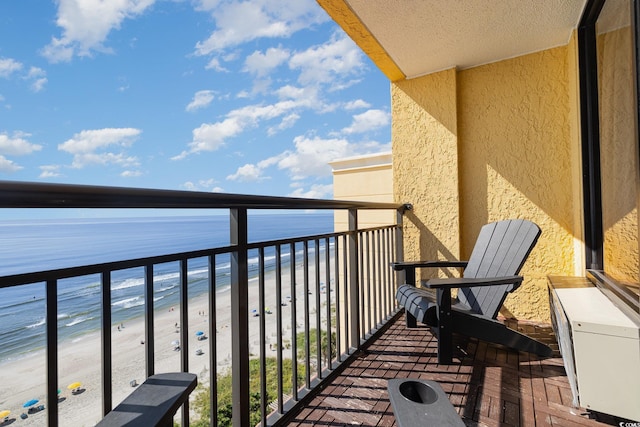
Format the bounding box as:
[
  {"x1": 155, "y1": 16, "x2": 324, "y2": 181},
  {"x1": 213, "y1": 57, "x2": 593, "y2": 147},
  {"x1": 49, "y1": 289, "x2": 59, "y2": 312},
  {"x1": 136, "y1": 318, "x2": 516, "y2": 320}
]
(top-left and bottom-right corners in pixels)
[
  {"x1": 66, "y1": 316, "x2": 94, "y2": 327},
  {"x1": 26, "y1": 318, "x2": 45, "y2": 329},
  {"x1": 111, "y1": 277, "x2": 144, "y2": 291},
  {"x1": 156, "y1": 284, "x2": 177, "y2": 293},
  {"x1": 112, "y1": 296, "x2": 141, "y2": 308}
]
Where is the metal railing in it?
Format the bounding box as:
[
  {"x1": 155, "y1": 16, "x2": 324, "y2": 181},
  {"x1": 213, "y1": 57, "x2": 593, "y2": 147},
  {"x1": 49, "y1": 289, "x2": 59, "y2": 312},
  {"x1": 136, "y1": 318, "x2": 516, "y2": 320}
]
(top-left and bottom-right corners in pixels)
[{"x1": 0, "y1": 181, "x2": 408, "y2": 426}]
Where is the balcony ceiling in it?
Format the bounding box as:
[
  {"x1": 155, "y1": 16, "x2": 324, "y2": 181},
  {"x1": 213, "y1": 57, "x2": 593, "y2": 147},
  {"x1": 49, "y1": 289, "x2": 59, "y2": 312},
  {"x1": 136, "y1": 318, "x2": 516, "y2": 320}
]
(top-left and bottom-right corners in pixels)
[{"x1": 319, "y1": 0, "x2": 587, "y2": 81}]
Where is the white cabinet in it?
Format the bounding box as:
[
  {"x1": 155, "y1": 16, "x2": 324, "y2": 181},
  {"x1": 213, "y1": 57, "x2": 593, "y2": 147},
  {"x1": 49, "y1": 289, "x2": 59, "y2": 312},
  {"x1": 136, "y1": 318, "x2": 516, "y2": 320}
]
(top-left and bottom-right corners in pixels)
[{"x1": 549, "y1": 277, "x2": 640, "y2": 421}]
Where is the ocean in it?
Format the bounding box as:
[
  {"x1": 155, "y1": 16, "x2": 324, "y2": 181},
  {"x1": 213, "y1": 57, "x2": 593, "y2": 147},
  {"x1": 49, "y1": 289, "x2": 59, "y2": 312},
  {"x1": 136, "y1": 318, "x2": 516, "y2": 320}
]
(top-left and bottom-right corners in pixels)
[{"x1": 0, "y1": 213, "x2": 333, "y2": 363}]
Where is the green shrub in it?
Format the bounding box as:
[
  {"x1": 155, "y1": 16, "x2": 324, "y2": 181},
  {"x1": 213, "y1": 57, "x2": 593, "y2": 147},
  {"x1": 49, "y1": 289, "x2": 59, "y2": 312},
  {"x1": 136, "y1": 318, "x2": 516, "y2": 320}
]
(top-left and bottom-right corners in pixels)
[{"x1": 190, "y1": 357, "x2": 306, "y2": 426}]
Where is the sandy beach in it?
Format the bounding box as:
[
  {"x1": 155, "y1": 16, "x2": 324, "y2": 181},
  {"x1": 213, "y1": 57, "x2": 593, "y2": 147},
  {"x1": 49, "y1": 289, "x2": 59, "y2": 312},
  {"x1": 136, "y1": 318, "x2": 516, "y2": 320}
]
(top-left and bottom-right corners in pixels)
[{"x1": 0, "y1": 259, "x2": 335, "y2": 426}]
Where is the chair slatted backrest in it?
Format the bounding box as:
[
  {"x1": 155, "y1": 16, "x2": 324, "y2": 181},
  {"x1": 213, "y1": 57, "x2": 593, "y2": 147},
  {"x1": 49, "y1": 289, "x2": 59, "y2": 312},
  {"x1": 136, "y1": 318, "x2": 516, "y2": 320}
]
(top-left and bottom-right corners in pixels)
[{"x1": 458, "y1": 219, "x2": 541, "y2": 318}]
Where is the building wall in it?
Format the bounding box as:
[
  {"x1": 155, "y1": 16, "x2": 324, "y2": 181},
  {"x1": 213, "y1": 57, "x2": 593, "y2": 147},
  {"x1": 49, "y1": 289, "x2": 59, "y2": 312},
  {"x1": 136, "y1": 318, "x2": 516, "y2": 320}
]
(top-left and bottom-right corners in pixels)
[
  {"x1": 331, "y1": 152, "x2": 395, "y2": 231},
  {"x1": 392, "y1": 35, "x2": 583, "y2": 322},
  {"x1": 392, "y1": 68, "x2": 461, "y2": 268}
]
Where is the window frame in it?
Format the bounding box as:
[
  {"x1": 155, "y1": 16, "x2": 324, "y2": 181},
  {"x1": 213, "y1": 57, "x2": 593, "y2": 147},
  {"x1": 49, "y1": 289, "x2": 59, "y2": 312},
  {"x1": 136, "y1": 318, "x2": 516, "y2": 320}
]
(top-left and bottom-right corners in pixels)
[{"x1": 579, "y1": 0, "x2": 640, "y2": 314}]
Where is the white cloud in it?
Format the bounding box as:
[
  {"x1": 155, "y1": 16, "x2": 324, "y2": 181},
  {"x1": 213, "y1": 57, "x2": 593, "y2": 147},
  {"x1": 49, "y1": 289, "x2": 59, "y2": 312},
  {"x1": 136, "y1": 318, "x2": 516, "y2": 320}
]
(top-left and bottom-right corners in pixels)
[
  {"x1": 26, "y1": 67, "x2": 48, "y2": 92},
  {"x1": 288, "y1": 183, "x2": 333, "y2": 199},
  {"x1": 182, "y1": 178, "x2": 224, "y2": 192},
  {"x1": 58, "y1": 127, "x2": 141, "y2": 168},
  {"x1": 0, "y1": 129, "x2": 42, "y2": 174},
  {"x1": 244, "y1": 47, "x2": 290, "y2": 77},
  {"x1": 194, "y1": 0, "x2": 327, "y2": 56},
  {"x1": 186, "y1": 90, "x2": 215, "y2": 112},
  {"x1": 0, "y1": 132, "x2": 43, "y2": 155},
  {"x1": 0, "y1": 58, "x2": 23, "y2": 78},
  {"x1": 267, "y1": 113, "x2": 299, "y2": 136},
  {"x1": 225, "y1": 134, "x2": 388, "y2": 186},
  {"x1": 173, "y1": 118, "x2": 243, "y2": 160},
  {"x1": 226, "y1": 163, "x2": 267, "y2": 182},
  {"x1": 42, "y1": 0, "x2": 156, "y2": 63},
  {"x1": 175, "y1": 98, "x2": 310, "y2": 159},
  {"x1": 0, "y1": 156, "x2": 22, "y2": 173},
  {"x1": 274, "y1": 135, "x2": 352, "y2": 179},
  {"x1": 205, "y1": 57, "x2": 229, "y2": 72},
  {"x1": 39, "y1": 165, "x2": 62, "y2": 178},
  {"x1": 342, "y1": 109, "x2": 390, "y2": 134},
  {"x1": 289, "y1": 33, "x2": 365, "y2": 88},
  {"x1": 1, "y1": 61, "x2": 48, "y2": 91},
  {"x1": 121, "y1": 170, "x2": 142, "y2": 177},
  {"x1": 344, "y1": 99, "x2": 371, "y2": 110}
]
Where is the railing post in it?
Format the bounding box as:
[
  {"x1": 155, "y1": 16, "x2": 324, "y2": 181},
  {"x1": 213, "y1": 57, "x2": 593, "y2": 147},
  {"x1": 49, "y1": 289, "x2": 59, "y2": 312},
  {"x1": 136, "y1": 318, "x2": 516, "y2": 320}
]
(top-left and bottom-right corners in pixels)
[
  {"x1": 101, "y1": 271, "x2": 113, "y2": 417},
  {"x1": 144, "y1": 265, "x2": 155, "y2": 378},
  {"x1": 230, "y1": 208, "x2": 250, "y2": 426},
  {"x1": 46, "y1": 279, "x2": 58, "y2": 427},
  {"x1": 347, "y1": 209, "x2": 359, "y2": 351},
  {"x1": 395, "y1": 209, "x2": 406, "y2": 286}
]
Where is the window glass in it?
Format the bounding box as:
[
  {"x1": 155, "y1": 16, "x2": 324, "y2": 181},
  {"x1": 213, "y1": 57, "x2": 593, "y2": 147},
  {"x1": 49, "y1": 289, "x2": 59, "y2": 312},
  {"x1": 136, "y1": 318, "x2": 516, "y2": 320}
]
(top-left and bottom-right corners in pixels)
[{"x1": 596, "y1": 0, "x2": 640, "y2": 298}]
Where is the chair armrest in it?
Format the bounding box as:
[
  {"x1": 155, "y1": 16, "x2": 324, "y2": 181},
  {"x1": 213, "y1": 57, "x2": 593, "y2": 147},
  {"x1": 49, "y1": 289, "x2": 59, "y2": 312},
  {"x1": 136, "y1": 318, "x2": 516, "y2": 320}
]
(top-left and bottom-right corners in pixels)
[
  {"x1": 391, "y1": 261, "x2": 468, "y2": 271},
  {"x1": 425, "y1": 275, "x2": 523, "y2": 290}
]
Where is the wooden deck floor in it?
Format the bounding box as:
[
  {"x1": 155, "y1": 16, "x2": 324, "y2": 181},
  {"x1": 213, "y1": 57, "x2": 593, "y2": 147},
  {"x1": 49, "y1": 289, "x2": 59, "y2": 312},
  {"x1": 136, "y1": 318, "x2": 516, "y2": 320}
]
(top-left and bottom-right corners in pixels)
[{"x1": 285, "y1": 313, "x2": 625, "y2": 427}]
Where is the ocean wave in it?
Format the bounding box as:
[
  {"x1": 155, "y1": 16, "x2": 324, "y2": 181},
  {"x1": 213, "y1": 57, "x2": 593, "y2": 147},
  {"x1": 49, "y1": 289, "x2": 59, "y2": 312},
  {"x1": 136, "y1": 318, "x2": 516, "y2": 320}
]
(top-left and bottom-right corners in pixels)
[
  {"x1": 111, "y1": 277, "x2": 144, "y2": 291},
  {"x1": 112, "y1": 296, "x2": 143, "y2": 309},
  {"x1": 26, "y1": 317, "x2": 45, "y2": 329},
  {"x1": 155, "y1": 283, "x2": 177, "y2": 293},
  {"x1": 216, "y1": 262, "x2": 231, "y2": 271},
  {"x1": 66, "y1": 316, "x2": 94, "y2": 327},
  {"x1": 154, "y1": 271, "x2": 180, "y2": 283},
  {"x1": 188, "y1": 268, "x2": 209, "y2": 277}
]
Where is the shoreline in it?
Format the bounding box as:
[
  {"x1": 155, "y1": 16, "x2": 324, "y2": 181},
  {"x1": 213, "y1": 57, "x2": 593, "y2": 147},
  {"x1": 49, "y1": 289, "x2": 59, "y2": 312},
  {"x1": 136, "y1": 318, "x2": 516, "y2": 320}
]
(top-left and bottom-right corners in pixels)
[{"x1": 0, "y1": 258, "x2": 333, "y2": 426}]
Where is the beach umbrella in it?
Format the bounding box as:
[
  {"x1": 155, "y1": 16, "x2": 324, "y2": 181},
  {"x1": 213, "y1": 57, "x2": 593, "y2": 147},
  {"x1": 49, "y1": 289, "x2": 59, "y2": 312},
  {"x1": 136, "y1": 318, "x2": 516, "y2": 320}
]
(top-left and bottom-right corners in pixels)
[
  {"x1": 195, "y1": 331, "x2": 204, "y2": 336},
  {"x1": 171, "y1": 339, "x2": 180, "y2": 347},
  {"x1": 0, "y1": 410, "x2": 10, "y2": 418},
  {"x1": 67, "y1": 382, "x2": 82, "y2": 390},
  {"x1": 22, "y1": 399, "x2": 38, "y2": 408}
]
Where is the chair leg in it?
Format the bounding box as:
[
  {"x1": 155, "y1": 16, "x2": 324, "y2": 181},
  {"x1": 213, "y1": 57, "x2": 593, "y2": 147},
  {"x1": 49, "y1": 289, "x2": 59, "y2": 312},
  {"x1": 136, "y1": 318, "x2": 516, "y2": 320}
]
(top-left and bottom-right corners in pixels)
[
  {"x1": 405, "y1": 310, "x2": 417, "y2": 328},
  {"x1": 436, "y1": 288, "x2": 453, "y2": 364}
]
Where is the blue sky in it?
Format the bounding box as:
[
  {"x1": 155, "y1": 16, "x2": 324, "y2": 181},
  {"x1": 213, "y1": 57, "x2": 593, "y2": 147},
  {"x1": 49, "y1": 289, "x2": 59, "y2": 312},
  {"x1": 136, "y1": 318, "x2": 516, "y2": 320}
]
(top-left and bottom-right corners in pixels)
[{"x1": 0, "y1": 0, "x2": 391, "y2": 201}]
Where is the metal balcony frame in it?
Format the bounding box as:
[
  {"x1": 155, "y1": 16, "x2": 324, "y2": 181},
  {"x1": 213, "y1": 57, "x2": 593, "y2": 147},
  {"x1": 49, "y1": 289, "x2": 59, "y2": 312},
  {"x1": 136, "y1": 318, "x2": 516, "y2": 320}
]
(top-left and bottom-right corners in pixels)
[{"x1": 0, "y1": 181, "x2": 410, "y2": 426}]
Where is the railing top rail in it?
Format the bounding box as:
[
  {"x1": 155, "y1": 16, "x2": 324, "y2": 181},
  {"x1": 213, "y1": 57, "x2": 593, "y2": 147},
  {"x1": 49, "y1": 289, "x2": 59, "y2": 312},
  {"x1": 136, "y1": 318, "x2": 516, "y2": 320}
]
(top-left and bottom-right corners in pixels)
[{"x1": 0, "y1": 181, "x2": 408, "y2": 211}]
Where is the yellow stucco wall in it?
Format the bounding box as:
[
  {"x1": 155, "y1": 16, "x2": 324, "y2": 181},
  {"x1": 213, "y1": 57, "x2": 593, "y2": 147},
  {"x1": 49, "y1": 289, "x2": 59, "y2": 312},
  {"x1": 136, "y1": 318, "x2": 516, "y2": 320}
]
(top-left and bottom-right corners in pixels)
[
  {"x1": 392, "y1": 39, "x2": 583, "y2": 322},
  {"x1": 393, "y1": 68, "x2": 461, "y2": 269}
]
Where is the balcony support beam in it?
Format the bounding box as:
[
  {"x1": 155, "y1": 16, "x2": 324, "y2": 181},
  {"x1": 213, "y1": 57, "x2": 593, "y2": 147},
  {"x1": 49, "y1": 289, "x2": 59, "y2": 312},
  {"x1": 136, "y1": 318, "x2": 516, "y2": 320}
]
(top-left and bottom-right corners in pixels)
[
  {"x1": 101, "y1": 271, "x2": 113, "y2": 416},
  {"x1": 46, "y1": 279, "x2": 59, "y2": 427},
  {"x1": 230, "y1": 208, "x2": 250, "y2": 426},
  {"x1": 348, "y1": 209, "x2": 359, "y2": 351},
  {"x1": 144, "y1": 265, "x2": 155, "y2": 377}
]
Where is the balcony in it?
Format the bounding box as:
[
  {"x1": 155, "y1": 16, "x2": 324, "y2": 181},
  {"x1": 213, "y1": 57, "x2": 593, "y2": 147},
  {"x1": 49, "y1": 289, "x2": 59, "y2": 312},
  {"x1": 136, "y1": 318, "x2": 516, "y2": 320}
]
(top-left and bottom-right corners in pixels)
[{"x1": 0, "y1": 181, "x2": 627, "y2": 426}]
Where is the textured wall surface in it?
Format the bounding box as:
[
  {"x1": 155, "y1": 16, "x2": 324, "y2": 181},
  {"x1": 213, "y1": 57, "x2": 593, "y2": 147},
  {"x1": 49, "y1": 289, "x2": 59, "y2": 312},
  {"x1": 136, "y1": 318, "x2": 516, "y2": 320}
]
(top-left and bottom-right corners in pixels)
[
  {"x1": 392, "y1": 69, "x2": 461, "y2": 280},
  {"x1": 457, "y1": 45, "x2": 578, "y2": 321},
  {"x1": 392, "y1": 43, "x2": 582, "y2": 322}
]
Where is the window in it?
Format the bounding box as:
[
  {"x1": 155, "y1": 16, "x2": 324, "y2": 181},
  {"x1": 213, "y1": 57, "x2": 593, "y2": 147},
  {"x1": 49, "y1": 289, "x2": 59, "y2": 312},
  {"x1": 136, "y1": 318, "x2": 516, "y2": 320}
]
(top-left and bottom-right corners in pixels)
[{"x1": 580, "y1": 0, "x2": 640, "y2": 312}]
